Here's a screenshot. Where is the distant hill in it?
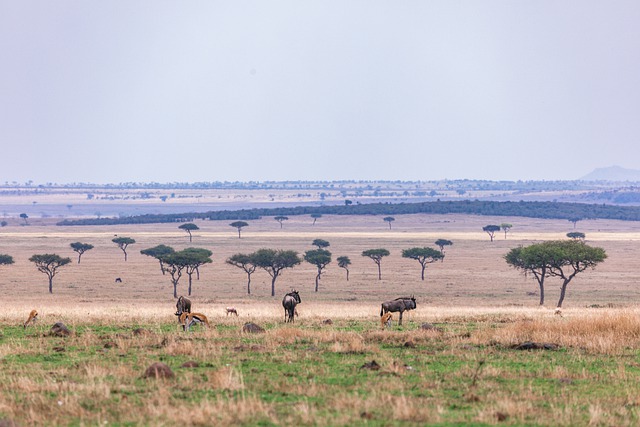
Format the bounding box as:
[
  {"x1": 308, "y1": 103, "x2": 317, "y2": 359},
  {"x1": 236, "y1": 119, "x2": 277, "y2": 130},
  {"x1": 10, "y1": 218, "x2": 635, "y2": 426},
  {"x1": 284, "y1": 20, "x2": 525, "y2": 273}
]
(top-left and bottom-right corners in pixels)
[{"x1": 581, "y1": 166, "x2": 640, "y2": 182}]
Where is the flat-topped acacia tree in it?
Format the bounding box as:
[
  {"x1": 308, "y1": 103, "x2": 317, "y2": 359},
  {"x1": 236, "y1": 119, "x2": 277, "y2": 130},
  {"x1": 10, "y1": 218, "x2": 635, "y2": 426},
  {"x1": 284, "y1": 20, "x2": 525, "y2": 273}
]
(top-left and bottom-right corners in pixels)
[
  {"x1": 230, "y1": 221, "x2": 249, "y2": 239},
  {"x1": 401, "y1": 247, "x2": 443, "y2": 280},
  {"x1": 337, "y1": 256, "x2": 351, "y2": 281},
  {"x1": 70, "y1": 242, "x2": 94, "y2": 264},
  {"x1": 362, "y1": 248, "x2": 390, "y2": 280},
  {"x1": 179, "y1": 223, "x2": 199, "y2": 242},
  {"x1": 304, "y1": 249, "x2": 332, "y2": 292},
  {"x1": 311, "y1": 239, "x2": 330, "y2": 249},
  {"x1": 227, "y1": 253, "x2": 257, "y2": 295},
  {"x1": 181, "y1": 247, "x2": 213, "y2": 296},
  {"x1": 253, "y1": 249, "x2": 301, "y2": 296},
  {"x1": 29, "y1": 254, "x2": 71, "y2": 293},
  {"x1": 482, "y1": 225, "x2": 501, "y2": 242},
  {"x1": 112, "y1": 237, "x2": 135, "y2": 261},
  {"x1": 435, "y1": 239, "x2": 453, "y2": 261},
  {"x1": 274, "y1": 216, "x2": 289, "y2": 229},
  {"x1": 383, "y1": 216, "x2": 395, "y2": 229}
]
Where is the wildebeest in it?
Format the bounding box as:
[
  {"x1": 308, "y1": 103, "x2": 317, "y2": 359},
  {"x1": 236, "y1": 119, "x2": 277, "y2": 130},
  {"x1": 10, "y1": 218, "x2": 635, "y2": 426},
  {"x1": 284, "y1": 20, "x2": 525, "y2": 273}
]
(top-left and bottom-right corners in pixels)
[
  {"x1": 115, "y1": 277, "x2": 122, "y2": 283},
  {"x1": 380, "y1": 296, "x2": 416, "y2": 326},
  {"x1": 282, "y1": 290, "x2": 301, "y2": 323},
  {"x1": 175, "y1": 296, "x2": 192, "y2": 319}
]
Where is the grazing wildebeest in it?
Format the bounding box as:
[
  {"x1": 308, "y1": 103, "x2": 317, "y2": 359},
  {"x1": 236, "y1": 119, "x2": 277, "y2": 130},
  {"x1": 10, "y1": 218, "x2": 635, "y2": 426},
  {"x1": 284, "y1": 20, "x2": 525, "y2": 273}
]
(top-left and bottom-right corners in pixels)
[
  {"x1": 115, "y1": 277, "x2": 122, "y2": 283},
  {"x1": 175, "y1": 296, "x2": 192, "y2": 320},
  {"x1": 380, "y1": 296, "x2": 416, "y2": 326},
  {"x1": 282, "y1": 290, "x2": 301, "y2": 323}
]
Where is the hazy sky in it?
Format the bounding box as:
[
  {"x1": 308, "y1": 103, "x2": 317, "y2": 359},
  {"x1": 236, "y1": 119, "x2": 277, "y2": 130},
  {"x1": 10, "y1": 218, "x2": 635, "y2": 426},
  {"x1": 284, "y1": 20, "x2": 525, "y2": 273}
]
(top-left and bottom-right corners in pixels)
[{"x1": 1, "y1": 2, "x2": 639, "y2": 184}]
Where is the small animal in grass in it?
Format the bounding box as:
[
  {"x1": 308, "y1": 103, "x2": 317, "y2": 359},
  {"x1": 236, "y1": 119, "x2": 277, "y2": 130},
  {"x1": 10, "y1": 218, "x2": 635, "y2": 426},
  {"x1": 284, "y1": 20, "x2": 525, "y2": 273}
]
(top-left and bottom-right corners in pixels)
[
  {"x1": 554, "y1": 308, "x2": 563, "y2": 317},
  {"x1": 115, "y1": 277, "x2": 122, "y2": 283},
  {"x1": 225, "y1": 307, "x2": 238, "y2": 316},
  {"x1": 179, "y1": 312, "x2": 210, "y2": 332},
  {"x1": 380, "y1": 312, "x2": 393, "y2": 330},
  {"x1": 24, "y1": 309, "x2": 38, "y2": 328}
]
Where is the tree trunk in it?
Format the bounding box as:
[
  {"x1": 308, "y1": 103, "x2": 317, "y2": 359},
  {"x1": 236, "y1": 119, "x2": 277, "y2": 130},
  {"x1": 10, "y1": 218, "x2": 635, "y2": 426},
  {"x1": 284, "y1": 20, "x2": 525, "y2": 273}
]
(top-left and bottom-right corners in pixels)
[
  {"x1": 377, "y1": 262, "x2": 382, "y2": 280},
  {"x1": 238, "y1": 228, "x2": 241, "y2": 238},
  {"x1": 48, "y1": 276, "x2": 53, "y2": 293},
  {"x1": 346, "y1": 269, "x2": 349, "y2": 281},
  {"x1": 173, "y1": 281, "x2": 178, "y2": 298},
  {"x1": 271, "y1": 274, "x2": 278, "y2": 297},
  {"x1": 77, "y1": 254, "x2": 81, "y2": 264},
  {"x1": 188, "y1": 274, "x2": 193, "y2": 296},
  {"x1": 557, "y1": 280, "x2": 570, "y2": 308},
  {"x1": 420, "y1": 263, "x2": 426, "y2": 281},
  {"x1": 538, "y1": 281, "x2": 545, "y2": 306},
  {"x1": 315, "y1": 272, "x2": 320, "y2": 292},
  {"x1": 123, "y1": 250, "x2": 128, "y2": 262},
  {"x1": 188, "y1": 231, "x2": 192, "y2": 242},
  {"x1": 246, "y1": 274, "x2": 251, "y2": 295},
  {"x1": 398, "y1": 311, "x2": 403, "y2": 326}
]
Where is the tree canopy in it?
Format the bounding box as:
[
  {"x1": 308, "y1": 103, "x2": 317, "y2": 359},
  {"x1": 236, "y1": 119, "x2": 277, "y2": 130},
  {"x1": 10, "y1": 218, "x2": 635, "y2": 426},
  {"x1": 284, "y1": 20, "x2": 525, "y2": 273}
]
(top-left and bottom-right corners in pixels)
[
  {"x1": 0, "y1": 254, "x2": 15, "y2": 265},
  {"x1": 140, "y1": 244, "x2": 175, "y2": 274},
  {"x1": 311, "y1": 239, "x2": 330, "y2": 249},
  {"x1": 567, "y1": 231, "x2": 586, "y2": 241},
  {"x1": 500, "y1": 223, "x2": 513, "y2": 239}
]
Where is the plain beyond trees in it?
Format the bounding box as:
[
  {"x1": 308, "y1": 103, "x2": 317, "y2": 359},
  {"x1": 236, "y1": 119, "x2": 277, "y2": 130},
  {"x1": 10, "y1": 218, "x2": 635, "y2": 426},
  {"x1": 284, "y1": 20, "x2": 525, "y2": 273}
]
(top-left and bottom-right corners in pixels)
[{"x1": 29, "y1": 254, "x2": 71, "y2": 294}]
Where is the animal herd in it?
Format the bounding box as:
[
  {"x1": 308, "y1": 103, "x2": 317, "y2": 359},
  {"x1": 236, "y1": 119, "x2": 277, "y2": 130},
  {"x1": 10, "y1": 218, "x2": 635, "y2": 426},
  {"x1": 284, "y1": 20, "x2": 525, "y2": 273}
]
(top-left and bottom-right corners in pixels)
[{"x1": 21, "y1": 294, "x2": 417, "y2": 332}]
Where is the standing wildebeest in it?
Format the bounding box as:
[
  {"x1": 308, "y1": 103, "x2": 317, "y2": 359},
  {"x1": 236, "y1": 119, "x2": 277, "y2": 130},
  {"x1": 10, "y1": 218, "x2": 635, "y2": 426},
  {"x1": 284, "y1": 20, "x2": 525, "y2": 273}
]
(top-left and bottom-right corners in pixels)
[
  {"x1": 380, "y1": 296, "x2": 416, "y2": 326},
  {"x1": 282, "y1": 290, "x2": 301, "y2": 323},
  {"x1": 175, "y1": 296, "x2": 192, "y2": 320}
]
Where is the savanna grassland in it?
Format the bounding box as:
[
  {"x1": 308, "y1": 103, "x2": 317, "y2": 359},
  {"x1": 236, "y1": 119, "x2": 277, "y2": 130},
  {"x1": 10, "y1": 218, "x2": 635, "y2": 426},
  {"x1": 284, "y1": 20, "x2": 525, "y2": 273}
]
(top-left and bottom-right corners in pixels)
[{"x1": 2, "y1": 211, "x2": 640, "y2": 426}]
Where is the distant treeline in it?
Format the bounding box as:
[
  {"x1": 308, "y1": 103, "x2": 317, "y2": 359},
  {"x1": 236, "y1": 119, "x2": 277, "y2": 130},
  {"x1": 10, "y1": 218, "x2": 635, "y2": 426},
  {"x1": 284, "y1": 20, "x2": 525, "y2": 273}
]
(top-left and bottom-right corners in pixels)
[{"x1": 56, "y1": 200, "x2": 640, "y2": 226}]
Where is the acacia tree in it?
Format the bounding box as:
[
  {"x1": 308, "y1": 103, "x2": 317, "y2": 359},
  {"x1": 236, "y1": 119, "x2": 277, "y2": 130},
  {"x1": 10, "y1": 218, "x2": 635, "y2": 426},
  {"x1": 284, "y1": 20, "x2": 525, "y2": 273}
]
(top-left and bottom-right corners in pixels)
[
  {"x1": 435, "y1": 239, "x2": 453, "y2": 261},
  {"x1": 274, "y1": 216, "x2": 289, "y2": 229},
  {"x1": 230, "y1": 221, "x2": 249, "y2": 238},
  {"x1": 179, "y1": 223, "x2": 199, "y2": 242},
  {"x1": 181, "y1": 248, "x2": 213, "y2": 296},
  {"x1": 567, "y1": 232, "x2": 586, "y2": 241},
  {"x1": 304, "y1": 249, "x2": 332, "y2": 292},
  {"x1": 70, "y1": 242, "x2": 94, "y2": 264},
  {"x1": 227, "y1": 253, "x2": 257, "y2": 295},
  {"x1": 252, "y1": 249, "x2": 301, "y2": 296},
  {"x1": 140, "y1": 244, "x2": 175, "y2": 275},
  {"x1": 20, "y1": 213, "x2": 28, "y2": 225},
  {"x1": 482, "y1": 225, "x2": 501, "y2": 242},
  {"x1": 160, "y1": 251, "x2": 191, "y2": 298},
  {"x1": 112, "y1": 237, "x2": 135, "y2": 261},
  {"x1": 29, "y1": 254, "x2": 71, "y2": 293},
  {"x1": 505, "y1": 240, "x2": 607, "y2": 308},
  {"x1": 401, "y1": 247, "x2": 443, "y2": 280},
  {"x1": 500, "y1": 223, "x2": 513, "y2": 239},
  {"x1": 337, "y1": 256, "x2": 351, "y2": 281},
  {"x1": 547, "y1": 240, "x2": 607, "y2": 308},
  {"x1": 0, "y1": 254, "x2": 14, "y2": 266},
  {"x1": 383, "y1": 216, "x2": 395, "y2": 229},
  {"x1": 311, "y1": 239, "x2": 330, "y2": 249},
  {"x1": 362, "y1": 248, "x2": 390, "y2": 280},
  {"x1": 311, "y1": 213, "x2": 322, "y2": 225},
  {"x1": 568, "y1": 217, "x2": 582, "y2": 229},
  {"x1": 505, "y1": 243, "x2": 555, "y2": 306}
]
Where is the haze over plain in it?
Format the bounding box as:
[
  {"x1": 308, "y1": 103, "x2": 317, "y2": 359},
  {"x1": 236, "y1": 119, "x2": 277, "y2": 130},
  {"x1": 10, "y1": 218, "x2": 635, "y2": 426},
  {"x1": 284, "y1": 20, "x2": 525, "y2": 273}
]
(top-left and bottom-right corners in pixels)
[{"x1": 1, "y1": 2, "x2": 639, "y2": 184}]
